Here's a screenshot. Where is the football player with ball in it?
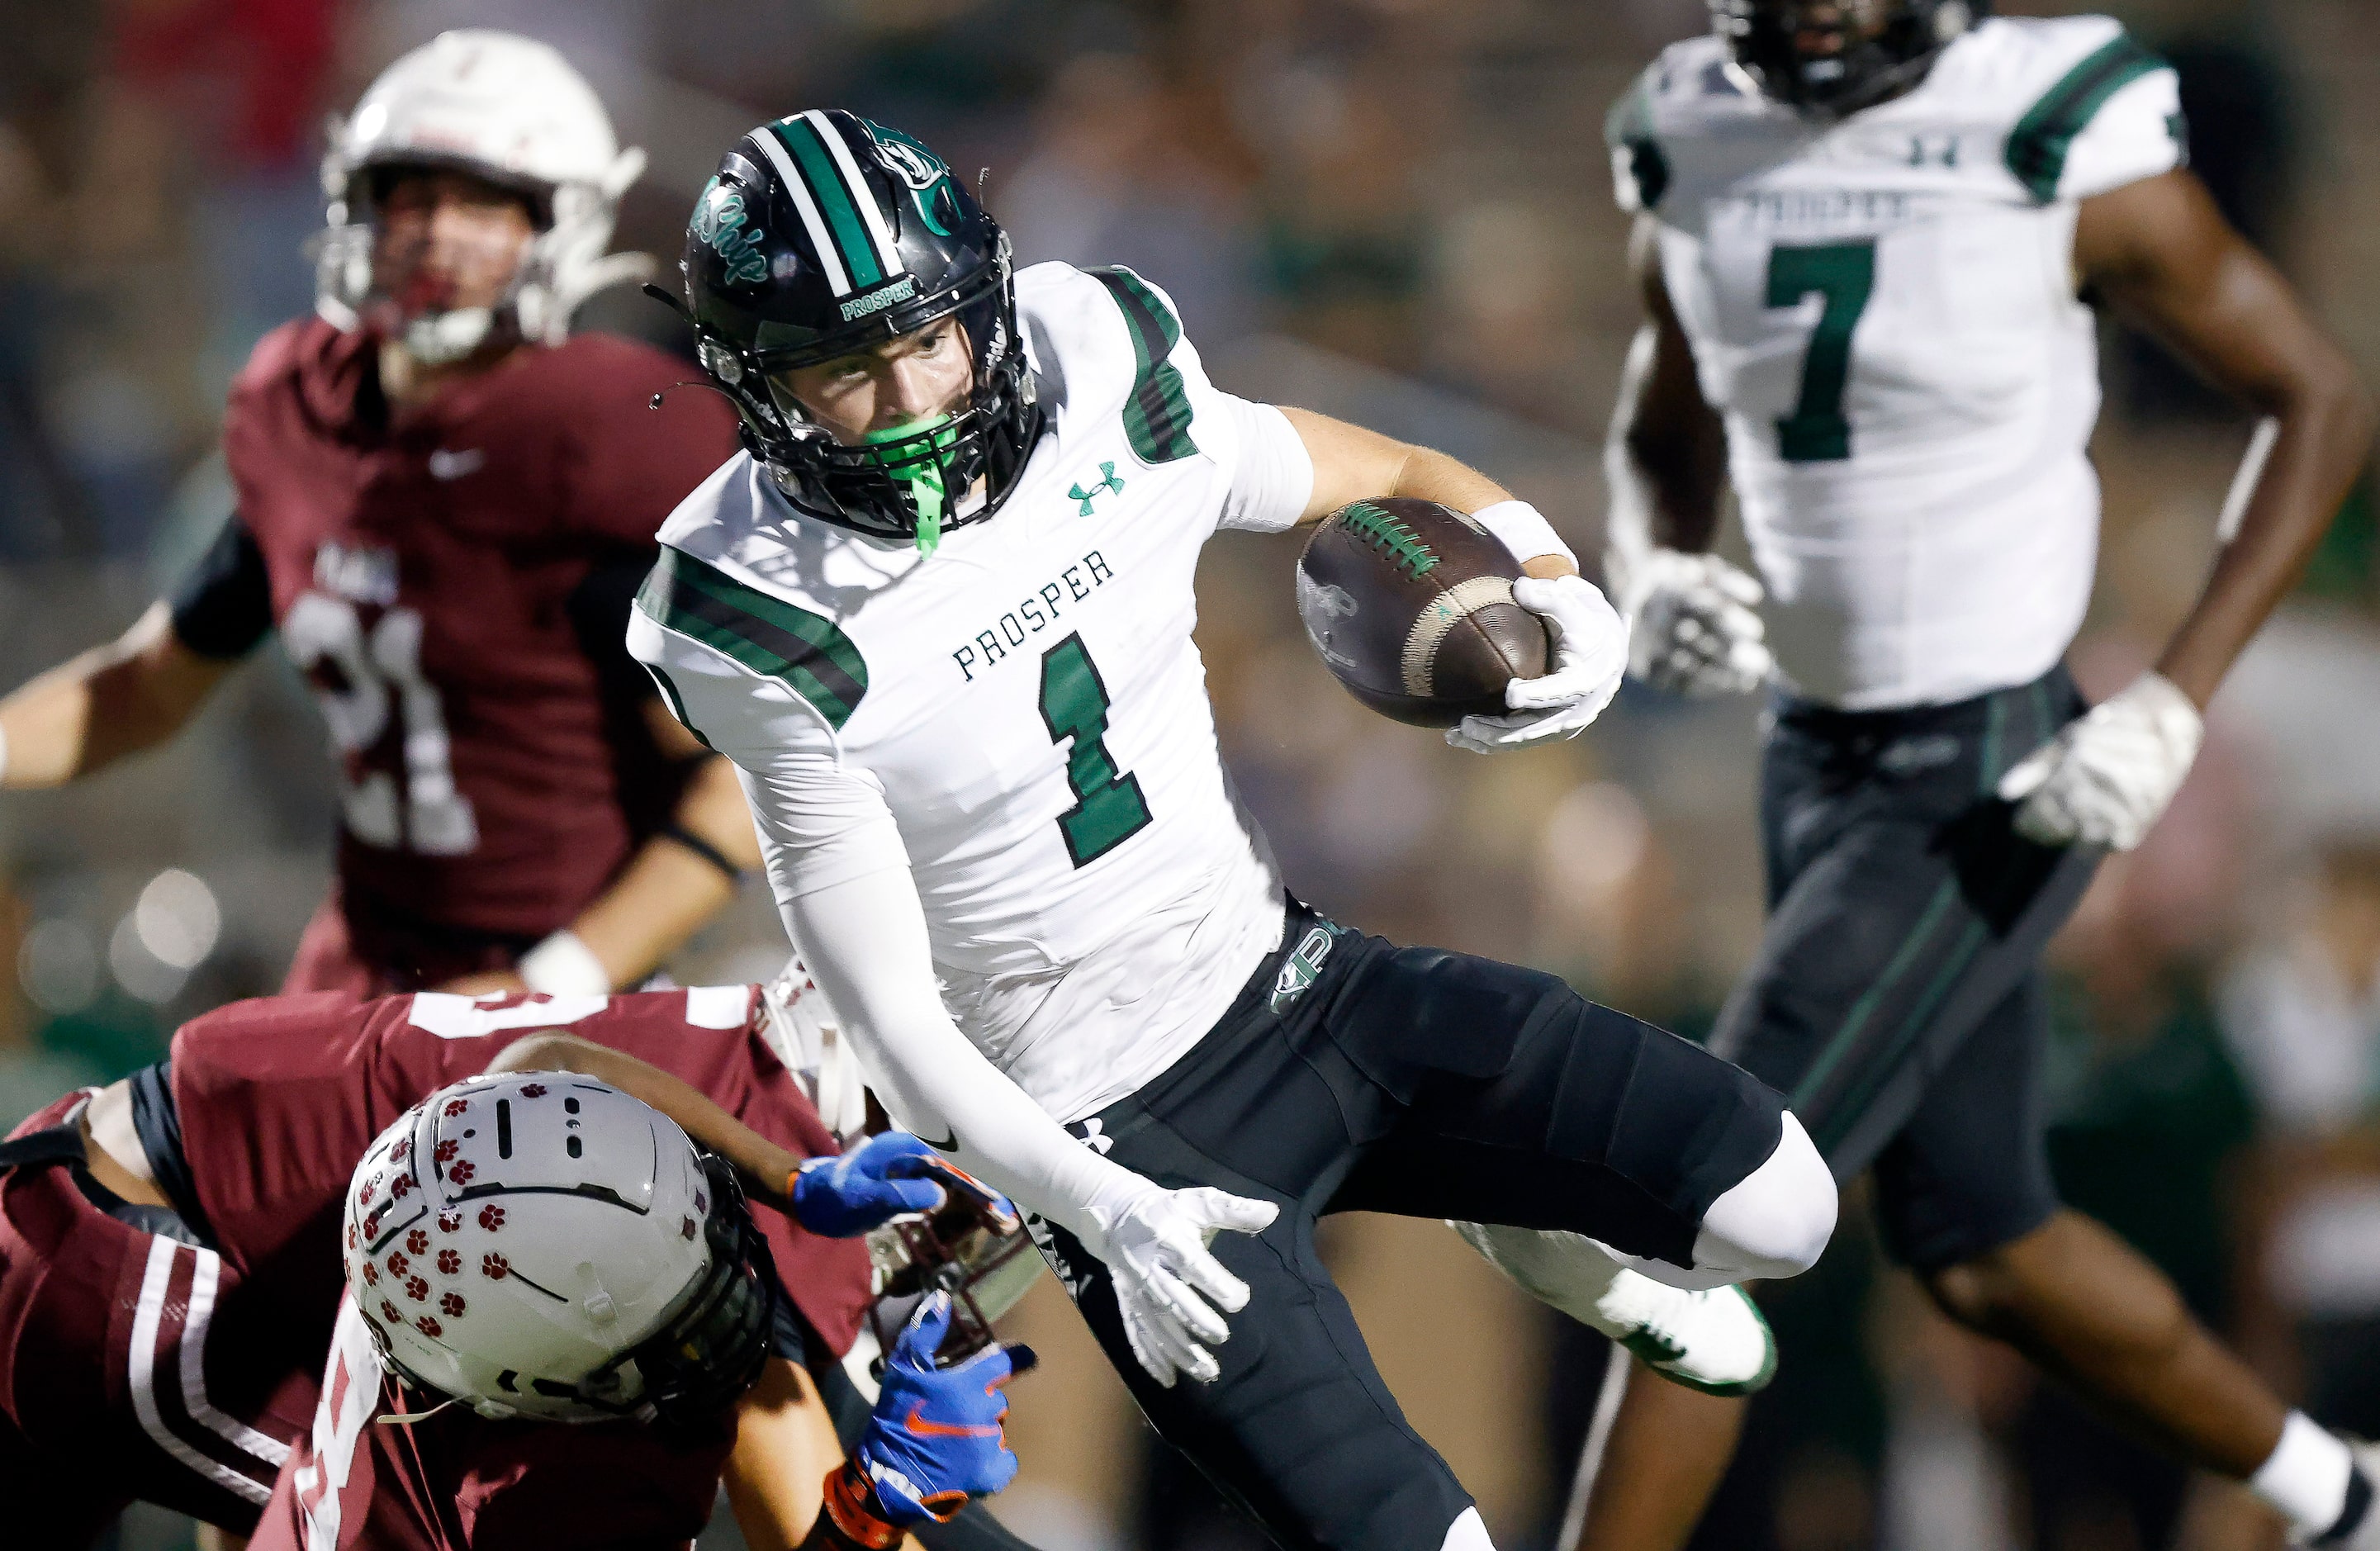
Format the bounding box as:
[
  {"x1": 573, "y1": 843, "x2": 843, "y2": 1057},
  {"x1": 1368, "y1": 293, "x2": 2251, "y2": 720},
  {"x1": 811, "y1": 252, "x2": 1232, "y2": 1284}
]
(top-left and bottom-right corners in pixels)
[
  {"x1": 630, "y1": 108, "x2": 1839, "y2": 1551},
  {"x1": 1572, "y1": 2, "x2": 2378, "y2": 1548}
]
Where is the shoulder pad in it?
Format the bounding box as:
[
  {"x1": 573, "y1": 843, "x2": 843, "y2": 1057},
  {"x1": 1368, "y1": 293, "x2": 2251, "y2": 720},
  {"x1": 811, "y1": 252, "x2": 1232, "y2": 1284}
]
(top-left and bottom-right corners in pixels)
[
  {"x1": 1017, "y1": 260, "x2": 1201, "y2": 466},
  {"x1": 1996, "y1": 17, "x2": 2177, "y2": 202}
]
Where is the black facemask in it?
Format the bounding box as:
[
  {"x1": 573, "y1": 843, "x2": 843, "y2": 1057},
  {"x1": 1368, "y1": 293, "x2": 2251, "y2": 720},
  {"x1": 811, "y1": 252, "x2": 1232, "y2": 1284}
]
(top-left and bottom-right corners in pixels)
[{"x1": 1709, "y1": 0, "x2": 1984, "y2": 116}]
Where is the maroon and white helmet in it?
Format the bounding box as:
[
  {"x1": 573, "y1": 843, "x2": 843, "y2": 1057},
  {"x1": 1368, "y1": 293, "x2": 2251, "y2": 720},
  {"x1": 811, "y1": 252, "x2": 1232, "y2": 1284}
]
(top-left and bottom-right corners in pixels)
[
  {"x1": 314, "y1": 30, "x2": 650, "y2": 361},
  {"x1": 341, "y1": 1072, "x2": 774, "y2": 1425}
]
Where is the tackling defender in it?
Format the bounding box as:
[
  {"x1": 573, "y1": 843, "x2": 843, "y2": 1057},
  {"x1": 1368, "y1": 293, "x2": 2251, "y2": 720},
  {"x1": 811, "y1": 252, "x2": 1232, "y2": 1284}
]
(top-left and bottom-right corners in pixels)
[
  {"x1": 0, "y1": 32, "x2": 751, "y2": 998},
  {"x1": 253, "y1": 1073, "x2": 1032, "y2": 1551},
  {"x1": 0, "y1": 984, "x2": 1010, "y2": 1546},
  {"x1": 1576, "y1": 2, "x2": 2378, "y2": 1548},
  {"x1": 628, "y1": 109, "x2": 1839, "y2": 1551}
]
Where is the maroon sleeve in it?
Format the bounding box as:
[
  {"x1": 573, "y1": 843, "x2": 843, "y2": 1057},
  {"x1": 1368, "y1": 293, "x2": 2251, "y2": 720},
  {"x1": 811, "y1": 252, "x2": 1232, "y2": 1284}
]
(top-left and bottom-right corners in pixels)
[
  {"x1": 170, "y1": 994, "x2": 435, "y2": 1280},
  {"x1": 553, "y1": 334, "x2": 742, "y2": 549}
]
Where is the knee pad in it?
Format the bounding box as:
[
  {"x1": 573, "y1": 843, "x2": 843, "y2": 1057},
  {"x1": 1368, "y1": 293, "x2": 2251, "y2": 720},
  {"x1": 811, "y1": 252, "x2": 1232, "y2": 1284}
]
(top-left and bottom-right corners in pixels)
[{"x1": 1691, "y1": 1112, "x2": 1837, "y2": 1283}]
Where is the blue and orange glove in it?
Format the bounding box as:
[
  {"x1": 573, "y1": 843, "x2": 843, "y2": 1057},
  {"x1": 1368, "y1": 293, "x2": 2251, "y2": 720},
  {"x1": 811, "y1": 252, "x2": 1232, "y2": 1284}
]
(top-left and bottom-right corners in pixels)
[
  {"x1": 793, "y1": 1131, "x2": 1005, "y2": 1238},
  {"x1": 829, "y1": 1292, "x2": 1036, "y2": 1537}
]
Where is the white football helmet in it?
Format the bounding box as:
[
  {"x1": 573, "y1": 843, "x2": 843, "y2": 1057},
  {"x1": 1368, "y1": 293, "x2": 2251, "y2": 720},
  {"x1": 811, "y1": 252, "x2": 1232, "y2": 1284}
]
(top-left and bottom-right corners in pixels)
[
  {"x1": 315, "y1": 30, "x2": 651, "y2": 363},
  {"x1": 341, "y1": 1072, "x2": 775, "y2": 1425}
]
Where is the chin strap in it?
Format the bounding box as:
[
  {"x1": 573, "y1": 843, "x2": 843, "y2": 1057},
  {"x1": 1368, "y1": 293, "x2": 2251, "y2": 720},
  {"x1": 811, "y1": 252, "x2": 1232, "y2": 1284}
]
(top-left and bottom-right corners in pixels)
[{"x1": 374, "y1": 1392, "x2": 467, "y2": 1427}]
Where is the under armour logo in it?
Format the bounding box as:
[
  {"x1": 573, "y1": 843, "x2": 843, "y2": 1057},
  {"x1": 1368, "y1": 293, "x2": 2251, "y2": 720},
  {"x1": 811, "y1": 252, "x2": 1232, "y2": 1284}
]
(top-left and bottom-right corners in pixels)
[
  {"x1": 1069, "y1": 462, "x2": 1125, "y2": 517},
  {"x1": 1077, "y1": 1118, "x2": 1115, "y2": 1155},
  {"x1": 1906, "y1": 134, "x2": 1959, "y2": 168}
]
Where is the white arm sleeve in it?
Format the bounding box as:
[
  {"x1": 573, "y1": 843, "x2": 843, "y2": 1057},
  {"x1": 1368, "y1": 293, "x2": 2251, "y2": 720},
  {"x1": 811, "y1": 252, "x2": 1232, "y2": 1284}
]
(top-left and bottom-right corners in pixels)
[
  {"x1": 633, "y1": 608, "x2": 1159, "y2": 1244},
  {"x1": 783, "y1": 866, "x2": 1151, "y2": 1247},
  {"x1": 1215, "y1": 397, "x2": 1316, "y2": 534}
]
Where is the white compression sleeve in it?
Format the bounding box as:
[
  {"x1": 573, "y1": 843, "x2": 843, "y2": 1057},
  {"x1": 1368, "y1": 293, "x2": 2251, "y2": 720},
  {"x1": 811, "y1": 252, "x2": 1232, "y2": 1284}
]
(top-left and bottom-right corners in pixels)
[
  {"x1": 1689, "y1": 1112, "x2": 1836, "y2": 1284},
  {"x1": 781, "y1": 861, "x2": 1161, "y2": 1250},
  {"x1": 1614, "y1": 1111, "x2": 1837, "y2": 1292}
]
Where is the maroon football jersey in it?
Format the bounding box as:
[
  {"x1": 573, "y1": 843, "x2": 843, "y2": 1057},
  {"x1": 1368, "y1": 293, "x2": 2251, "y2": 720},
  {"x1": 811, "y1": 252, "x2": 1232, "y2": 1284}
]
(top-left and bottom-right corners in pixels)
[
  {"x1": 169, "y1": 989, "x2": 872, "y2": 1404},
  {"x1": 220, "y1": 320, "x2": 741, "y2": 944},
  {"x1": 0, "y1": 1096, "x2": 293, "y2": 1539},
  {"x1": 254, "y1": 1298, "x2": 731, "y2": 1551}
]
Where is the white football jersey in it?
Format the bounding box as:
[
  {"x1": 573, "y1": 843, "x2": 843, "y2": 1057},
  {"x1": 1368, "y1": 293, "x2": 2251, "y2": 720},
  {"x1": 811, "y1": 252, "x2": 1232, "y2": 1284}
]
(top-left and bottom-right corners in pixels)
[
  {"x1": 1612, "y1": 16, "x2": 2185, "y2": 709},
  {"x1": 628, "y1": 262, "x2": 1306, "y2": 1122}
]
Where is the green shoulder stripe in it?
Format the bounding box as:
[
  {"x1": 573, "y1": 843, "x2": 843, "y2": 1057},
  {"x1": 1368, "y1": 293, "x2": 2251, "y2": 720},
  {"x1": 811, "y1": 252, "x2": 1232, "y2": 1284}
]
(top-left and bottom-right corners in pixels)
[
  {"x1": 636, "y1": 547, "x2": 869, "y2": 731},
  {"x1": 1604, "y1": 72, "x2": 1670, "y2": 213},
  {"x1": 2005, "y1": 32, "x2": 2168, "y2": 203},
  {"x1": 1087, "y1": 266, "x2": 1199, "y2": 465}
]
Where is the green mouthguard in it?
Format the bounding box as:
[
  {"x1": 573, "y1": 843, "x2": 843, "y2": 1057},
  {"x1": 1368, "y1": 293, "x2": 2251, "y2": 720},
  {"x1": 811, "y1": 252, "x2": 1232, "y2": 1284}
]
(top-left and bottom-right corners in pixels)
[{"x1": 861, "y1": 415, "x2": 960, "y2": 554}]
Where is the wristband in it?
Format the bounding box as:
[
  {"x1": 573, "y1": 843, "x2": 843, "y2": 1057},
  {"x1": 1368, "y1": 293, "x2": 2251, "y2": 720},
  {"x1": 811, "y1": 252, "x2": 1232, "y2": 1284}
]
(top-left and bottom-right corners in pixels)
[
  {"x1": 823, "y1": 1463, "x2": 903, "y2": 1550},
  {"x1": 517, "y1": 930, "x2": 610, "y2": 996},
  {"x1": 1472, "y1": 500, "x2": 1576, "y2": 570}
]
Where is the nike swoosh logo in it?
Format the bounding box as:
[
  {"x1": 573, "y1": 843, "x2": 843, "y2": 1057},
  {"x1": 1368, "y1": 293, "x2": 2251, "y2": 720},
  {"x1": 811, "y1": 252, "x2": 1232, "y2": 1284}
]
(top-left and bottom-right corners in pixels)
[
  {"x1": 905, "y1": 1403, "x2": 999, "y2": 1440},
  {"x1": 920, "y1": 1131, "x2": 957, "y2": 1151},
  {"x1": 428, "y1": 448, "x2": 485, "y2": 480}
]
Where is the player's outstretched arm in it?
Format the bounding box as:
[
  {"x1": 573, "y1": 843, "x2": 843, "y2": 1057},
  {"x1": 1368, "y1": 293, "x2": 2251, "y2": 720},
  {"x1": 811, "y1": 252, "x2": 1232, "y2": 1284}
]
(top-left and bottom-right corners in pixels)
[
  {"x1": 486, "y1": 1028, "x2": 965, "y2": 1237},
  {"x1": 1999, "y1": 169, "x2": 2377, "y2": 852},
  {"x1": 489, "y1": 1030, "x2": 810, "y2": 1210},
  {"x1": 1604, "y1": 215, "x2": 1771, "y2": 699},
  {"x1": 0, "y1": 603, "x2": 236, "y2": 789},
  {"x1": 786, "y1": 864, "x2": 1277, "y2": 1387}
]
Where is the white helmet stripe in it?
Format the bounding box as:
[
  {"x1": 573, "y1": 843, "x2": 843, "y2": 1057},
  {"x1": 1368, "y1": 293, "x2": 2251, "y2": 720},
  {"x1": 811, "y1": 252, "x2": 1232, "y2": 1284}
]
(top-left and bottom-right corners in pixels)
[
  {"x1": 746, "y1": 129, "x2": 851, "y2": 296},
  {"x1": 802, "y1": 110, "x2": 906, "y2": 283}
]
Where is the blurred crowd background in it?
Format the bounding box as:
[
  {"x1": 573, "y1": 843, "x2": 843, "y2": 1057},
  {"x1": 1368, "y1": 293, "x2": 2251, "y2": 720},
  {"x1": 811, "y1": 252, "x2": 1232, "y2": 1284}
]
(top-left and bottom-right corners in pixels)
[{"x1": 0, "y1": 0, "x2": 2375, "y2": 1548}]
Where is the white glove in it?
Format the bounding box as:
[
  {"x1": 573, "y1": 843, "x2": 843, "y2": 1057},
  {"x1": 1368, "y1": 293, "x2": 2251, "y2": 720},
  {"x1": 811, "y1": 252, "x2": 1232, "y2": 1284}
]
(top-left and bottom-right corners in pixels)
[
  {"x1": 1447, "y1": 573, "x2": 1629, "y2": 755},
  {"x1": 1083, "y1": 1182, "x2": 1278, "y2": 1387},
  {"x1": 1995, "y1": 672, "x2": 2202, "y2": 851},
  {"x1": 1621, "y1": 549, "x2": 1772, "y2": 697}
]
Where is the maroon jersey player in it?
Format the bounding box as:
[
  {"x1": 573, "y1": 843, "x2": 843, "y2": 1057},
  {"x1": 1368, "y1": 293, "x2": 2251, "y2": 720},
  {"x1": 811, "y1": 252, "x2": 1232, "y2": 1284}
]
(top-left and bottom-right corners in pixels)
[
  {"x1": 0, "y1": 31, "x2": 751, "y2": 997},
  {"x1": 0, "y1": 985, "x2": 870, "y2": 1544}
]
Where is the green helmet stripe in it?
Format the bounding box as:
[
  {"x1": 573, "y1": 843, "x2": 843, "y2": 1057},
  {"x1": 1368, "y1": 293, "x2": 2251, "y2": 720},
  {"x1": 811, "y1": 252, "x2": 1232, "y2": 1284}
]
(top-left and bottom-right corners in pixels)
[
  {"x1": 801, "y1": 110, "x2": 905, "y2": 282},
  {"x1": 743, "y1": 126, "x2": 850, "y2": 293},
  {"x1": 775, "y1": 118, "x2": 884, "y2": 292}
]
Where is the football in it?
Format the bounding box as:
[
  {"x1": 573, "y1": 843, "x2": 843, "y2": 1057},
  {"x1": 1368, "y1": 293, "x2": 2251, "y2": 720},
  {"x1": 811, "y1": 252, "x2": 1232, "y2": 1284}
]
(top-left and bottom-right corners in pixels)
[{"x1": 1295, "y1": 498, "x2": 1552, "y2": 728}]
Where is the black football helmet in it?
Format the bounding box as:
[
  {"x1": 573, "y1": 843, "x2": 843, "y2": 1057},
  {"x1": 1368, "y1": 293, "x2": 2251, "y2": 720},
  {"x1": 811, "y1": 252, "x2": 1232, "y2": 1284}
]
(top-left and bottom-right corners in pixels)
[
  {"x1": 1709, "y1": 0, "x2": 1986, "y2": 116},
  {"x1": 675, "y1": 109, "x2": 1043, "y2": 548}
]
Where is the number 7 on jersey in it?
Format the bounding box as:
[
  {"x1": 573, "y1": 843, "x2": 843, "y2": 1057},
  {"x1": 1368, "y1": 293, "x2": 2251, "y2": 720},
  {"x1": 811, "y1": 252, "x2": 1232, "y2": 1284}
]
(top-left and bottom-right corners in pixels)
[
  {"x1": 1767, "y1": 240, "x2": 1877, "y2": 464},
  {"x1": 1039, "y1": 634, "x2": 1152, "y2": 867}
]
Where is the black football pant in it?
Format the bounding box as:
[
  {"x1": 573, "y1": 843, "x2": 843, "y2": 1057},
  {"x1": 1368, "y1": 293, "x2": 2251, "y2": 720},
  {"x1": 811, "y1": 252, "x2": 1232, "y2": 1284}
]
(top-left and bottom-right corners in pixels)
[
  {"x1": 1711, "y1": 665, "x2": 2100, "y2": 1269},
  {"x1": 1031, "y1": 904, "x2": 1789, "y2": 1551}
]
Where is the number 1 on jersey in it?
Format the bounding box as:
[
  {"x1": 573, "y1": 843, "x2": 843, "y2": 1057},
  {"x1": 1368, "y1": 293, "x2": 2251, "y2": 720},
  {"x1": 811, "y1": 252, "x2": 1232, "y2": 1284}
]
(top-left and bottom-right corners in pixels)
[
  {"x1": 1767, "y1": 240, "x2": 1876, "y2": 463},
  {"x1": 1039, "y1": 635, "x2": 1152, "y2": 867}
]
